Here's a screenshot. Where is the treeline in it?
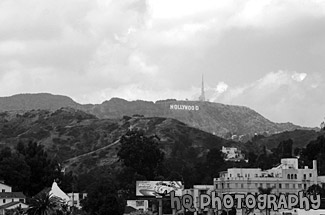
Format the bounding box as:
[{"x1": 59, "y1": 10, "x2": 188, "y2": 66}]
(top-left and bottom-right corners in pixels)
[
  {"x1": 245, "y1": 135, "x2": 325, "y2": 174},
  {"x1": 0, "y1": 141, "x2": 62, "y2": 196}
]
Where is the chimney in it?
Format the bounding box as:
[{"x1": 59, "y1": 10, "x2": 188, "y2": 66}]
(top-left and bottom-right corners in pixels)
[{"x1": 313, "y1": 160, "x2": 317, "y2": 171}]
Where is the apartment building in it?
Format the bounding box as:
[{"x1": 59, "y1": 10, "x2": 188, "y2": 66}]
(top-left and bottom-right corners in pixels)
[{"x1": 214, "y1": 158, "x2": 318, "y2": 195}]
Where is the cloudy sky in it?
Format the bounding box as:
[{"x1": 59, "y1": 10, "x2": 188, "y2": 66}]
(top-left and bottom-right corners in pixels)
[{"x1": 0, "y1": 0, "x2": 325, "y2": 127}]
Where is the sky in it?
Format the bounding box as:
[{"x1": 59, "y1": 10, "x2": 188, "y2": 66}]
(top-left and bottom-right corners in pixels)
[{"x1": 0, "y1": 0, "x2": 325, "y2": 127}]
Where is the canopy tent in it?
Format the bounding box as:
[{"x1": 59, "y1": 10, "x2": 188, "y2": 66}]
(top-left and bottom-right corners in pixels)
[{"x1": 49, "y1": 181, "x2": 70, "y2": 202}]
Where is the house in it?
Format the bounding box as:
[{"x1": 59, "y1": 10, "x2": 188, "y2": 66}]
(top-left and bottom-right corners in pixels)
[
  {"x1": 0, "y1": 180, "x2": 27, "y2": 215},
  {"x1": 221, "y1": 146, "x2": 245, "y2": 162},
  {"x1": 0, "y1": 192, "x2": 26, "y2": 206}
]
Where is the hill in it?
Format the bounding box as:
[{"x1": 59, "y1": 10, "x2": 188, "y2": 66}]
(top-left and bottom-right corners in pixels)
[
  {"x1": 0, "y1": 93, "x2": 310, "y2": 138},
  {"x1": 247, "y1": 129, "x2": 325, "y2": 153},
  {"x1": 0, "y1": 93, "x2": 82, "y2": 112},
  {"x1": 89, "y1": 98, "x2": 305, "y2": 138},
  {"x1": 0, "y1": 108, "x2": 236, "y2": 174}
]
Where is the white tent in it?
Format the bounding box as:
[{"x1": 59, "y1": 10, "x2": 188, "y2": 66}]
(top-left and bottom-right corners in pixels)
[{"x1": 49, "y1": 181, "x2": 70, "y2": 202}]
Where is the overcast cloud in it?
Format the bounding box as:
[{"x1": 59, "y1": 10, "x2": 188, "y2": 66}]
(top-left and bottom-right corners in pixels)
[{"x1": 0, "y1": 0, "x2": 325, "y2": 127}]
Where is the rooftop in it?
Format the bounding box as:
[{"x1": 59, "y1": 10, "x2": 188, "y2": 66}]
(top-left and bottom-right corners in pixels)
[
  {"x1": 0, "y1": 201, "x2": 28, "y2": 210},
  {"x1": 0, "y1": 192, "x2": 26, "y2": 199}
]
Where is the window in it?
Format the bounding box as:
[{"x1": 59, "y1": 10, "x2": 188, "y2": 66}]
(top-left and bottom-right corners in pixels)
[
  {"x1": 291, "y1": 174, "x2": 294, "y2": 179},
  {"x1": 1, "y1": 189, "x2": 4, "y2": 192},
  {"x1": 298, "y1": 184, "x2": 302, "y2": 189},
  {"x1": 294, "y1": 174, "x2": 297, "y2": 179},
  {"x1": 287, "y1": 174, "x2": 290, "y2": 179},
  {"x1": 229, "y1": 174, "x2": 232, "y2": 177},
  {"x1": 19, "y1": 199, "x2": 24, "y2": 203},
  {"x1": 304, "y1": 184, "x2": 307, "y2": 189},
  {"x1": 241, "y1": 184, "x2": 244, "y2": 188},
  {"x1": 310, "y1": 173, "x2": 312, "y2": 177},
  {"x1": 292, "y1": 184, "x2": 295, "y2": 189},
  {"x1": 304, "y1": 174, "x2": 306, "y2": 180},
  {"x1": 279, "y1": 184, "x2": 282, "y2": 188},
  {"x1": 260, "y1": 183, "x2": 263, "y2": 188},
  {"x1": 3, "y1": 199, "x2": 5, "y2": 203},
  {"x1": 286, "y1": 184, "x2": 289, "y2": 189},
  {"x1": 216, "y1": 184, "x2": 218, "y2": 189}
]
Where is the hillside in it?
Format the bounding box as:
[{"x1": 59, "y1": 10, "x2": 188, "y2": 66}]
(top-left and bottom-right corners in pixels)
[
  {"x1": 0, "y1": 93, "x2": 82, "y2": 112},
  {"x1": 0, "y1": 108, "x2": 236, "y2": 174},
  {"x1": 0, "y1": 93, "x2": 309, "y2": 138},
  {"x1": 247, "y1": 129, "x2": 325, "y2": 153},
  {"x1": 89, "y1": 98, "x2": 305, "y2": 138}
]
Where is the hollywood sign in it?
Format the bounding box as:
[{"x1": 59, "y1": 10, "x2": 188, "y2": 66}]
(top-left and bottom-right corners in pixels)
[{"x1": 170, "y1": 104, "x2": 199, "y2": 111}]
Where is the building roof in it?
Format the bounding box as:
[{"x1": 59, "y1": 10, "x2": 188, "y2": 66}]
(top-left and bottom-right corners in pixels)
[
  {"x1": 0, "y1": 192, "x2": 26, "y2": 199},
  {"x1": 0, "y1": 201, "x2": 28, "y2": 209}
]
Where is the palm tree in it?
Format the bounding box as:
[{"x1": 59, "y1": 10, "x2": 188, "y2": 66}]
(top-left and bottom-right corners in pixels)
[{"x1": 26, "y1": 192, "x2": 62, "y2": 215}]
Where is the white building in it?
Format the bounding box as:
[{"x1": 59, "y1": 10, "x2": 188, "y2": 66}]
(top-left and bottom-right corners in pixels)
[
  {"x1": 214, "y1": 158, "x2": 319, "y2": 195},
  {"x1": 221, "y1": 146, "x2": 245, "y2": 162},
  {"x1": 67, "y1": 193, "x2": 87, "y2": 209}
]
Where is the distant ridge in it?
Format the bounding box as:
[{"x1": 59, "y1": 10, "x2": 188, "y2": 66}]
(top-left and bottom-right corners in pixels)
[
  {"x1": 0, "y1": 93, "x2": 310, "y2": 138},
  {"x1": 0, "y1": 93, "x2": 82, "y2": 111}
]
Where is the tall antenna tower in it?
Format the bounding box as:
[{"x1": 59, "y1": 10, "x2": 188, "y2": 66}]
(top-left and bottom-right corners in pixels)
[{"x1": 199, "y1": 74, "x2": 205, "y2": 102}]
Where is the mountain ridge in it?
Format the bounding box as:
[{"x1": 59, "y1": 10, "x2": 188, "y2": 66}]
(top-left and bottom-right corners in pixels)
[{"x1": 0, "y1": 93, "x2": 313, "y2": 138}]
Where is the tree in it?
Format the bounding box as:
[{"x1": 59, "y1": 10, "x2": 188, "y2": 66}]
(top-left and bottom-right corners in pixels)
[
  {"x1": 276, "y1": 139, "x2": 293, "y2": 158},
  {"x1": 0, "y1": 153, "x2": 31, "y2": 191},
  {"x1": 82, "y1": 175, "x2": 125, "y2": 215},
  {"x1": 26, "y1": 192, "x2": 61, "y2": 215},
  {"x1": 205, "y1": 148, "x2": 225, "y2": 179},
  {"x1": 307, "y1": 184, "x2": 325, "y2": 197},
  {"x1": 6, "y1": 206, "x2": 25, "y2": 215},
  {"x1": 118, "y1": 129, "x2": 164, "y2": 179},
  {"x1": 17, "y1": 141, "x2": 62, "y2": 196}
]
